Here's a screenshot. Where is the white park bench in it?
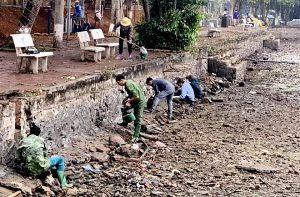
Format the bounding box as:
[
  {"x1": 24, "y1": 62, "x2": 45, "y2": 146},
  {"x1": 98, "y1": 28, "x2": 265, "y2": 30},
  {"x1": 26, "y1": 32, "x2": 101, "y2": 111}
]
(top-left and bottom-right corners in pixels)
[
  {"x1": 10, "y1": 34, "x2": 53, "y2": 74},
  {"x1": 90, "y1": 29, "x2": 119, "y2": 59},
  {"x1": 77, "y1": 31, "x2": 105, "y2": 62},
  {"x1": 108, "y1": 23, "x2": 120, "y2": 36},
  {"x1": 242, "y1": 19, "x2": 252, "y2": 31},
  {"x1": 207, "y1": 22, "x2": 221, "y2": 37}
]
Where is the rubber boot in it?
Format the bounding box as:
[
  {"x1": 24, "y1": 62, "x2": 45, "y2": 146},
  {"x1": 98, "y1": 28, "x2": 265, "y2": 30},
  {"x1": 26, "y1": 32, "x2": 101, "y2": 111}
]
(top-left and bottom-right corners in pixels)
[
  {"x1": 57, "y1": 171, "x2": 73, "y2": 189},
  {"x1": 133, "y1": 125, "x2": 141, "y2": 139}
]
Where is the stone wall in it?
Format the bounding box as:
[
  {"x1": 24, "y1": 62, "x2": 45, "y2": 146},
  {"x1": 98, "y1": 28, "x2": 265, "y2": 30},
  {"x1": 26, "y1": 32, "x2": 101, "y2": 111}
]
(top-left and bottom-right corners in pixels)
[
  {"x1": 0, "y1": 101, "x2": 16, "y2": 164},
  {"x1": 0, "y1": 30, "x2": 270, "y2": 164},
  {"x1": 0, "y1": 52, "x2": 204, "y2": 164},
  {"x1": 207, "y1": 31, "x2": 270, "y2": 81}
]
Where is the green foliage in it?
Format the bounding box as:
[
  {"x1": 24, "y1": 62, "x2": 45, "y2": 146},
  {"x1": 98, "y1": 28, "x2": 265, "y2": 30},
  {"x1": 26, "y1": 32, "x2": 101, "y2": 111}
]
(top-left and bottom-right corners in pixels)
[
  {"x1": 136, "y1": 6, "x2": 205, "y2": 50},
  {"x1": 103, "y1": 69, "x2": 113, "y2": 80},
  {"x1": 176, "y1": 0, "x2": 208, "y2": 10}
]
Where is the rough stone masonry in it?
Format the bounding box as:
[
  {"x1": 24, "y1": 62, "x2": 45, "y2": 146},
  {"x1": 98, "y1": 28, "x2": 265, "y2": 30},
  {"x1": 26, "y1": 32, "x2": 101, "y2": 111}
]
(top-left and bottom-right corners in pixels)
[{"x1": 0, "y1": 30, "x2": 271, "y2": 165}]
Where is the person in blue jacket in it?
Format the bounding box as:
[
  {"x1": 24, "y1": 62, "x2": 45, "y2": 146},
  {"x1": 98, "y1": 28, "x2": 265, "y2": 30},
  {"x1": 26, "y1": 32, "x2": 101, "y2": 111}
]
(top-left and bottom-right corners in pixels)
[
  {"x1": 74, "y1": 0, "x2": 82, "y2": 18},
  {"x1": 186, "y1": 75, "x2": 203, "y2": 99},
  {"x1": 176, "y1": 78, "x2": 195, "y2": 105}
]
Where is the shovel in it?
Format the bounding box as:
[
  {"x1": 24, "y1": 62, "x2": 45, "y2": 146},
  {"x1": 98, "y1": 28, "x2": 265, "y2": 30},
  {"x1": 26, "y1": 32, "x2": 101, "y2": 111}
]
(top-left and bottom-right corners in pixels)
[{"x1": 115, "y1": 35, "x2": 148, "y2": 60}]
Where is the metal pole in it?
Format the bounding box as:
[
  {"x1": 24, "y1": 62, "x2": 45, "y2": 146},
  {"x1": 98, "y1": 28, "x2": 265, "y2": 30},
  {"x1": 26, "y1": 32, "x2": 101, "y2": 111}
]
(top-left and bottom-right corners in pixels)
[{"x1": 67, "y1": 0, "x2": 71, "y2": 40}]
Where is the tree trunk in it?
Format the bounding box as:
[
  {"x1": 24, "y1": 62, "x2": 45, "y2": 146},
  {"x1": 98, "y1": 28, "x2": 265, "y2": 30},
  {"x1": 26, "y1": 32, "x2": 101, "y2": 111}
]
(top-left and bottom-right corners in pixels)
[
  {"x1": 126, "y1": 0, "x2": 133, "y2": 19},
  {"x1": 19, "y1": 0, "x2": 43, "y2": 32},
  {"x1": 53, "y1": 0, "x2": 64, "y2": 48},
  {"x1": 141, "y1": 0, "x2": 150, "y2": 22},
  {"x1": 111, "y1": 0, "x2": 123, "y2": 23},
  {"x1": 111, "y1": 0, "x2": 116, "y2": 23}
]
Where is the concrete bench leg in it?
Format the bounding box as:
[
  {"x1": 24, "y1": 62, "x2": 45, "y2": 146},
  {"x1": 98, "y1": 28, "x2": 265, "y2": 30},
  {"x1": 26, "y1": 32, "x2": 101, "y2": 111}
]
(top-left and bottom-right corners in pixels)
[
  {"x1": 97, "y1": 52, "x2": 102, "y2": 61},
  {"x1": 93, "y1": 52, "x2": 99, "y2": 62},
  {"x1": 41, "y1": 57, "x2": 48, "y2": 72},
  {"x1": 31, "y1": 58, "x2": 39, "y2": 74},
  {"x1": 110, "y1": 47, "x2": 116, "y2": 58},
  {"x1": 105, "y1": 47, "x2": 110, "y2": 59},
  {"x1": 16, "y1": 57, "x2": 22, "y2": 73},
  {"x1": 81, "y1": 51, "x2": 85, "y2": 61}
]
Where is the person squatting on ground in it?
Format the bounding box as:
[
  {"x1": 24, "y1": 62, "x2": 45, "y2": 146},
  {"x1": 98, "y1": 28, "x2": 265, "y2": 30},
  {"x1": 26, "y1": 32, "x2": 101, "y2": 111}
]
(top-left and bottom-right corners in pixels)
[
  {"x1": 116, "y1": 74, "x2": 145, "y2": 142},
  {"x1": 176, "y1": 78, "x2": 195, "y2": 105},
  {"x1": 113, "y1": 17, "x2": 133, "y2": 60},
  {"x1": 16, "y1": 123, "x2": 72, "y2": 189},
  {"x1": 146, "y1": 77, "x2": 175, "y2": 119},
  {"x1": 186, "y1": 75, "x2": 203, "y2": 99}
]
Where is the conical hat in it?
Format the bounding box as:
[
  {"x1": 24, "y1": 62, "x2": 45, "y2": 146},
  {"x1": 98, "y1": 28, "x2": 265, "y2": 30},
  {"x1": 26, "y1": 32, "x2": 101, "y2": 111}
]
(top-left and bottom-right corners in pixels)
[{"x1": 120, "y1": 17, "x2": 131, "y2": 26}]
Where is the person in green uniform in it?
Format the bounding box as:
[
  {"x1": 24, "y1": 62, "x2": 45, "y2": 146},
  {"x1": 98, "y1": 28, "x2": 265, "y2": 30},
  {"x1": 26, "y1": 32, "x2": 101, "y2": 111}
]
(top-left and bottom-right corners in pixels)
[
  {"x1": 16, "y1": 123, "x2": 72, "y2": 189},
  {"x1": 116, "y1": 74, "x2": 145, "y2": 142}
]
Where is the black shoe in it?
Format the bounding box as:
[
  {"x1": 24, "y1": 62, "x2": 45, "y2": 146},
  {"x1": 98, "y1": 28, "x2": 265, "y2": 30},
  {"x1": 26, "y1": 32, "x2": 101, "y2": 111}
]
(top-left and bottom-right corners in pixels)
[{"x1": 117, "y1": 122, "x2": 128, "y2": 127}]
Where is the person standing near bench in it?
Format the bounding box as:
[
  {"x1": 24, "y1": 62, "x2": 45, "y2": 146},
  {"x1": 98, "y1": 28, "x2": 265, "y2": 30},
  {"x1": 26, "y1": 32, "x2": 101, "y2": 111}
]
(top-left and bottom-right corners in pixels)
[
  {"x1": 146, "y1": 77, "x2": 175, "y2": 120},
  {"x1": 116, "y1": 74, "x2": 145, "y2": 142},
  {"x1": 113, "y1": 17, "x2": 133, "y2": 60}
]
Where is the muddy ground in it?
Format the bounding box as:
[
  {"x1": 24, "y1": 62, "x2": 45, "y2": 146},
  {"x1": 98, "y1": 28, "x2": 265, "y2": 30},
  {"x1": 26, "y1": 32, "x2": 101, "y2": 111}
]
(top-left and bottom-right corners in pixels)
[
  {"x1": 60, "y1": 28, "x2": 300, "y2": 196},
  {"x1": 1, "y1": 28, "x2": 300, "y2": 196}
]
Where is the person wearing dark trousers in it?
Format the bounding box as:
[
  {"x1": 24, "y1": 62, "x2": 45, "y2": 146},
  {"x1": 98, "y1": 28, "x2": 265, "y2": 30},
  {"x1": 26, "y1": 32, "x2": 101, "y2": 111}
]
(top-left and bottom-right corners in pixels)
[
  {"x1": 146, "y1": 77, "x2": 175, "y2": 119},
  {"x1": 176, "y1": 78, "x2": 195, "y2": 105},
  {"x1": 186, "y1": 75, "x2": 203, "y2": 99},
  {"x1": 113, "y1": 17, "x2": 133, "y2": 60}
]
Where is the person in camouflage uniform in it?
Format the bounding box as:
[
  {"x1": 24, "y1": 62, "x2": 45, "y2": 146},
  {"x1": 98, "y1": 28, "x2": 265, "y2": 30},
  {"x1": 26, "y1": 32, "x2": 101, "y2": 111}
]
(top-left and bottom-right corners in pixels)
[
  {"x1": 16, "y1": 123, "x2": 72, "y2": 189},
  {"x1": 116, "y1": 74, "x2": 145, "y2": 142}
]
